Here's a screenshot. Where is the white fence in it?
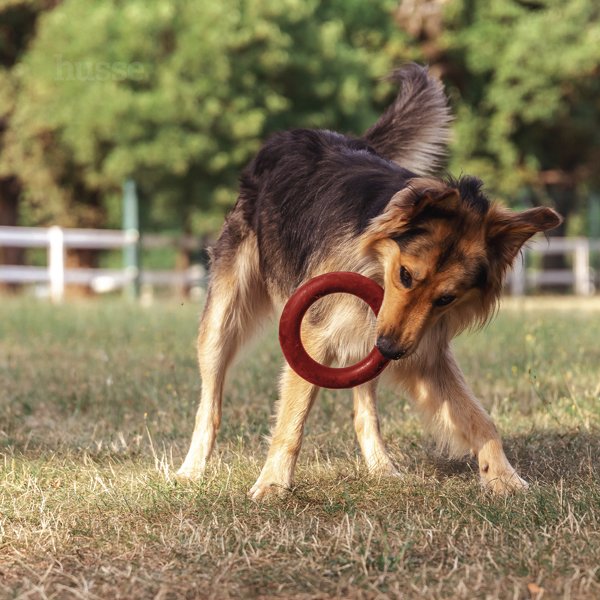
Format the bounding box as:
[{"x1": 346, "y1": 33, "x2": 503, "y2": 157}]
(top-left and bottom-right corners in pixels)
[
  {"x1": 0, "y1": 226, "x2": 205, "y2": 302},
  {"x1": 508, "y1": 236, "x2": 598, "y2": 296},
  {"x1": 0, "y1": 226, "x2": 598, "y2": 301}
]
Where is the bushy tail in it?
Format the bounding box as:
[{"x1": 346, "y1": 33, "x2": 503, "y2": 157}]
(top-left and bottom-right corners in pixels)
[{"x1": 363, "y1": 64, "x2": 452, "y2": 175}]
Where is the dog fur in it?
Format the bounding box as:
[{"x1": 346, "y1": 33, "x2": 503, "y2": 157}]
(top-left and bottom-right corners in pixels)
[{"x1": 177, "y1": 64, "x2": 561, "y2": 498}]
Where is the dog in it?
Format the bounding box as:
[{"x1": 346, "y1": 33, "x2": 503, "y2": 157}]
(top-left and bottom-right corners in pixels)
[{"x1": 177, "y1": 64, "x2": 561, "y2": 498}]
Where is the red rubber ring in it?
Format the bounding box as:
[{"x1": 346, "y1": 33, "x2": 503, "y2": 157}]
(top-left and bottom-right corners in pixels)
[{"x1": 278, "y1": 272, "x2": 390, "y2": 389}]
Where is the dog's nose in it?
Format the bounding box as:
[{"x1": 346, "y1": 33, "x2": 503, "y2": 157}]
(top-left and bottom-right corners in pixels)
[{"x1": 376, "y1": 336, "x2": 408, "y2": 360}]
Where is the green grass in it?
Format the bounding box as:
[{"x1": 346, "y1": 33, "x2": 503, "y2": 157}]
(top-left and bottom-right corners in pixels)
[{"x1": 0, "y1": 297, "x2": 599, "y2": 599}]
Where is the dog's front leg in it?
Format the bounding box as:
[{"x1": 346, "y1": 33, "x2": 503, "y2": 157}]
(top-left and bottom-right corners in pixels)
[
  {"x1": 249, "y1": 364, "x2": 321, "y2": 500},
  {"x1": 399, "y1": 348, "x2": 528, "y2": 494},
  {"x1": 353, "y1": 380, "x2": 399, "y2": 476}
]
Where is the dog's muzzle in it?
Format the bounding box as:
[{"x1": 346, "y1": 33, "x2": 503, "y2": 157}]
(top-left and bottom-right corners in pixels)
[{"x1": 376, "y1": 336, "x2": 408, "y2": 360}]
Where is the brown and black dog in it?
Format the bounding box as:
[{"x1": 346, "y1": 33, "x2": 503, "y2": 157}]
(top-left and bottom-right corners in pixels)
[{"x1": 177, "y1": 64, "x2": 561, "y2": 498}]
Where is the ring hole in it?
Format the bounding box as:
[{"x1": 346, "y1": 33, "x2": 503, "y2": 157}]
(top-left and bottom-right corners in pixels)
[
  {"x1": 303, "y1": 293, "x2": 378, "y2": 365},
  {"x1": 278, "y1": 272, "x2": 390, "y2": 389}
]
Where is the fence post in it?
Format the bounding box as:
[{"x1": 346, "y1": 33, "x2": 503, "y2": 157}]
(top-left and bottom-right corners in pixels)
[
  {"x1": 574, "y1": 238, "x2": 591, "y2": 296},
  {"x1": 47, "y1": 226, "x2": 65, "y2": 303},
  {"x1": 510, "y1": 252, "x2": 526, "y2": 296},
  {"x1": 122, "y1": 179, "x2": 140, "y2": 300},
  {"x1": 590, "y1": 193, "x2": 600, "y2": 283}
]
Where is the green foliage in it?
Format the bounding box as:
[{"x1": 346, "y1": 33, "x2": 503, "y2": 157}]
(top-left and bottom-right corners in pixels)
[
  {"x1": 6, "y1": 0, "x2": 405, "y2": 232},
  {"x1": 2, "y1": 0, "x2": 599, "y2": 235},
  {"x1": 0, "y1": 0, "x2": 74, "y2": 228},
  {"x1": 442, "y1": 0, "x2": 600, "y2": 212}
]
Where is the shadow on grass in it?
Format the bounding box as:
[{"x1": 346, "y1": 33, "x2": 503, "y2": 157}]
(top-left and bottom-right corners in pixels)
[
  {"x1": 420, "y1": 428, "x2": 599, "y2": 485},
  {"x1": 508, "y1": 429, "x2": 599, "y2": 483}
]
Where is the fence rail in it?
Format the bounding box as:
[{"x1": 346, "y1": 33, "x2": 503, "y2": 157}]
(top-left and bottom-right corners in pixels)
[
  {"x1": 509, "y1": 236, "x2": 599, "y2": 296},
  {"x1": 0, "y1": 226, "x2": 598, "y2": 301},
  {"x1": 0, "y1": 226, "x2": 205, "y2": 301},
  {"x1": 0, "y1": 226, "x2": 140, "y2": 249}
]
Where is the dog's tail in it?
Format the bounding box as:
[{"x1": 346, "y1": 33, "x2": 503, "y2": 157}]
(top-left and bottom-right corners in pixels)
[{"x1": 363, "y1": 64, "x2": 452, "y2": 175}]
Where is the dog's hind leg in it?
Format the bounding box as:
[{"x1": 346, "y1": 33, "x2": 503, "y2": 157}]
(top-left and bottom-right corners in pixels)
[
  {"x1": 177, "y1": 233, "x2": 270, "y2": 479},
  {"x1": 353, "y1": 380, "x2": 399, "y2": 476}
]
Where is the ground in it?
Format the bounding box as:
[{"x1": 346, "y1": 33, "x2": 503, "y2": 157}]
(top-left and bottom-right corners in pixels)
[{"x1": 0, "y1": 296, "x2": 599, "y2": 599}]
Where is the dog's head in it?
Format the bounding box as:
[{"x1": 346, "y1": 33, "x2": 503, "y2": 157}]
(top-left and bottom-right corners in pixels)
[{"x1": 360, "y1": 176, "x2": 562, "y2": 359}]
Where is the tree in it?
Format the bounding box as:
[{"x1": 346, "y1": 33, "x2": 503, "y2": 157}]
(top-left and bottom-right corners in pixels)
[
  {"x1": 7, "y1": 0, "x2": 408, "y2": 236},
  {"x1": 0, "y1": 0, "x2": 59, "y2": 286},
  {"x1": 418, "y1": 0, "x2": 600, "y2": 235}
]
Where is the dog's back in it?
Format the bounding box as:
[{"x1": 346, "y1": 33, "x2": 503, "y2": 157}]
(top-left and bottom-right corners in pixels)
[
  {"x1": 213, "y1": 64, "x2": 452, "y2": 296},
  {"x1": 235, "y1": 129, "x2": 415, "y2": 293}
]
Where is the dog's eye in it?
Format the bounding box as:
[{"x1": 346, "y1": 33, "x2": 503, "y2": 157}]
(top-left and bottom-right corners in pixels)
[
  {"x1": 434, "y1": 295, "x2": 456, "y2": 307},
  {"x1": 400, "y1": 266, "x2": 412, "y2": 289}
]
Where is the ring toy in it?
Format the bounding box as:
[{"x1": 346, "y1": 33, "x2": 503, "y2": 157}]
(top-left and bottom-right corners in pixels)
[{"x1": 278, "y1": 272, "x2": 390, "y2": 389}]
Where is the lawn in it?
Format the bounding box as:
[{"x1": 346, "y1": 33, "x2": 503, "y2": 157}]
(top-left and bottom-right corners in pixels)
[{"x1": 0, "y1": 297, "x2": 599, "y2": 599}]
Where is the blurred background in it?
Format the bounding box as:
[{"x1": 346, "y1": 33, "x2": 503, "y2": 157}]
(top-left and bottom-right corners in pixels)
[{"x1": 0, "y1": 0, "x2": 599, "y2": 300}]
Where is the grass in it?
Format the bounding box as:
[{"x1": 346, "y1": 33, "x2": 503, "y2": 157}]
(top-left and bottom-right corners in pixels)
[{"x1": 0, "y1": 296, "x2": 599, "y2": 599}]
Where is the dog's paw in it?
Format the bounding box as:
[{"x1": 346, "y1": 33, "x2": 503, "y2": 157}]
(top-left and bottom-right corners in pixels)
[
  {"x1": 480, "y1": 466, "x2": 529, "y2": 495},
  {"x1": 248, "y1": 477, "x2": 291, "y2": 501},
  {"x1": 368, "y1": 460, "x2": 402, "y2": 478},
  {"x1": 175, "y1": 462, "x2": 206, "y2": 480}
]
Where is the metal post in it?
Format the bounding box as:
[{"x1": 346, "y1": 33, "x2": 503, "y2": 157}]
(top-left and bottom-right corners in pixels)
[
  {"x1": 510, "y1": 252, "x2": 526, "y2": 296},
  {"x1": 589, "y1": 193, "x2": 600, "y2": 283},
  {"x1": 48, "y1": 226, "x2": 65, "y2": 303},
  {"x1": 574, "y1": 238, "x2": 591, "y2": 296},
  {"x1": 589, "y1": 193, "x2": 600, "y2": 240},
  {"x1": 122, "y1": 179, "x2": 140, "y2": 299}
]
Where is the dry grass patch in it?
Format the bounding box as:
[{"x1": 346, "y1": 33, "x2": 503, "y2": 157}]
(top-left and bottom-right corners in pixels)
[{"x1": 0, "y1": 298, "x2": 599, "y2": 598}]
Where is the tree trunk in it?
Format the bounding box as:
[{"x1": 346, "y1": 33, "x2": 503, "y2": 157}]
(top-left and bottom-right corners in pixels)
[
  {"x1": 175, "y1": 241, "x2": 191, "y2": 298},
  {"x1": 66, "y1": 188, "x2": 103, "y2": 297},
  {"x1": 0, "y1": 176, "x2": 24, "y2": 293},
  {"x1": 65, "y1": 248, "x2": 98, "y2": 297}
]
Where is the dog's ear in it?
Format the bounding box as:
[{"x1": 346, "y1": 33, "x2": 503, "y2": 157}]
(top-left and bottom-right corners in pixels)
[
  {"x1": 486, "y1": 206, "x2": 562, "y2": 267},
  {"x1": 361, "y1": 179, "x2": 459, "y2": 248}
]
